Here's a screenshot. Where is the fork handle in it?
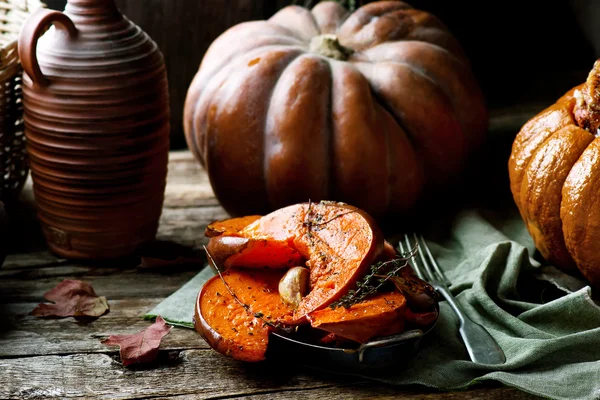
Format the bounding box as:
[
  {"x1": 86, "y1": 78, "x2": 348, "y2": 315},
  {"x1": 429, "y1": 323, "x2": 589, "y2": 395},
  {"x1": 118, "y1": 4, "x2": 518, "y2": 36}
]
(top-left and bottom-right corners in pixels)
[
  {"x1": 437, "y1": 287, "x2": 506, "y2": 365},
  {"x1": 459, "y1": 317, "x2": 506, "y2": 364}
]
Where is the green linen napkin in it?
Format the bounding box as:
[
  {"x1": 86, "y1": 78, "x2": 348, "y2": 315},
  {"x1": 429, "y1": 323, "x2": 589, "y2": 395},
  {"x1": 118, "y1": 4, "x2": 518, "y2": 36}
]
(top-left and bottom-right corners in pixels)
[
  {"x1": 145, "y1": 265, "x2": 215, "y2": 328},
  {"x1": 145, "y1": 207, "x2": 600, "y2": 400}
]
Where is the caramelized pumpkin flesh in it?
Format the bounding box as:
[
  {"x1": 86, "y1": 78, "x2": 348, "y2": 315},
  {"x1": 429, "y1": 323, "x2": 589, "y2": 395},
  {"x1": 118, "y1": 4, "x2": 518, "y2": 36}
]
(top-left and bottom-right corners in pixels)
[
  {"x1": 218, "y1": 202, "x2": 384, "y2": 320},
  {"x1": 196, "y1": 269, "x2": 293, "y2": 362},
  {"x1": 307, "y1": 291, "x2": 407, "y2": 343}
]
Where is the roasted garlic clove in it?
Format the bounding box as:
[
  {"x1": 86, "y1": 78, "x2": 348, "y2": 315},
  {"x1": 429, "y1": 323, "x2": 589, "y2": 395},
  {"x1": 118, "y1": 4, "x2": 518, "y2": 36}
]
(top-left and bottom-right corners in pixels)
[{"x1": 278, "y1": 267, "x2": 310, "y2": 309}]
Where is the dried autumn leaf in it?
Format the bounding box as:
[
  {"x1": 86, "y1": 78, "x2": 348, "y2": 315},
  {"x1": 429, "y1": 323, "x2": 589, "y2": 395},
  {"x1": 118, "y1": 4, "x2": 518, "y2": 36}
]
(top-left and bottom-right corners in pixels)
[
  {"x1": 102, "y1": 316, "x2": 172, "y2": 366},
  {"x1": 30, "y1": 279, "x2": 109, "y2": 318}
]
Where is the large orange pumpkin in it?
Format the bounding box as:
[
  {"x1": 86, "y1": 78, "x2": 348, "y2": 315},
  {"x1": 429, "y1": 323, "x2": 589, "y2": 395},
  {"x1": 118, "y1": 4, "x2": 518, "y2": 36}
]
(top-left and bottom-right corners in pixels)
[
  {"x1": 184, "y1": 1, "x2": 488, "y2": 219},
  {"x1": 509, "y1": 60, "x2": 600, "y2": 287}
]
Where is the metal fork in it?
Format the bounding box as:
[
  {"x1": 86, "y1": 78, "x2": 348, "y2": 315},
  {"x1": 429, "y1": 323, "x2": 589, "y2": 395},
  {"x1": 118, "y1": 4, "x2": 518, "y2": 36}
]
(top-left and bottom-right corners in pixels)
[{"x1": 399, "y1": 233, "x2": 506, "y2": 365}]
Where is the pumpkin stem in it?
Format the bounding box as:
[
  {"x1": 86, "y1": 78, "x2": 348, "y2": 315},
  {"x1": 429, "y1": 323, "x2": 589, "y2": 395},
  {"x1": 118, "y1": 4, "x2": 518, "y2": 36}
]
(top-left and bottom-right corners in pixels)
[
  {"x1": 309, "y1": 34, "x2": 353, "y2": 61},
  {"x1": 574, "y1": 60, "x2": 600, "y2": 135}
]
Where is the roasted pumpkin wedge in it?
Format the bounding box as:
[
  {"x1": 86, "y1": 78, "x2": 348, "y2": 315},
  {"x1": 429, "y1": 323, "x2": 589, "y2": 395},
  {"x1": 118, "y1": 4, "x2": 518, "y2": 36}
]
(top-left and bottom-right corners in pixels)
[
  {"x1": 207, "y1": 201, "x2": 384, "y2": 321},
  {"x1": 195, "y1": 268, "x2": 294, "y2": 362},
  {"x1": 208, "y1": 236, "x2": 304, "y2": 270},
  {"x1": 205, "y1": 215, "x2": 261, "y2": 238},
  {"x1": 307, "y1": 291, "x2": 406, "y2": 343}
]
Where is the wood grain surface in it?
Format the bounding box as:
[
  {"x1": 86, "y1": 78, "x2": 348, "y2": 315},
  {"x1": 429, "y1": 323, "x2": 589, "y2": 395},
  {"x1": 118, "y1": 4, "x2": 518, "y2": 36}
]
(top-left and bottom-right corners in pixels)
[{"x1": 0, "y1": 142, "x2": 545, "y2": 399}]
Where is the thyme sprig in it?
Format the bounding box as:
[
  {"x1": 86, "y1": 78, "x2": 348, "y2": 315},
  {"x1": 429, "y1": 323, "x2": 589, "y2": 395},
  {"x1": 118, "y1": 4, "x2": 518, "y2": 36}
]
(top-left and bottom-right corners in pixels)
[
  {"x1": 302, "y1": 200, "x2": 355, "y2": 231},
  {"x1": 329, "y1": 245, "x2": 418, "y2": 309},
  {"x1": 203, "y1": 246, "x2": 294, "y2": 333}
]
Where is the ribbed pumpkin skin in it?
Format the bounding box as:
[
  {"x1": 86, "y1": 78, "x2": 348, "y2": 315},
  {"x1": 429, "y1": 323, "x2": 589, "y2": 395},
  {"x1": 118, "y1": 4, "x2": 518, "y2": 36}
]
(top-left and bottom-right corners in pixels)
[
  {"x1": 509, "y1": 60, "x2": 600, "y2": 287},
  {"x1": 184, "y1": 1, "x2": 488, "y2": 219}
]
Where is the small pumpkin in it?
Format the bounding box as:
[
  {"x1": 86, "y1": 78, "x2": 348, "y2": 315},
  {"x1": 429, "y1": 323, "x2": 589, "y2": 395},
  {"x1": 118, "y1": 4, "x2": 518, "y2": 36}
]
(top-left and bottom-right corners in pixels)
[
  {"x1": 184, "y1": 0, "x2": 488, "y2": 219},
  {"x1": 509, "y1": 60, "x2": 600, "y2": 286}
]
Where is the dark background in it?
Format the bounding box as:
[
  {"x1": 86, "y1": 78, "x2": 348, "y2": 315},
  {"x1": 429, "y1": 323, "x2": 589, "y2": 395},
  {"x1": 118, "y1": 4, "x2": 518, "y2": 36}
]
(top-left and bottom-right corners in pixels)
[{"x1": 45, "y1": 0, "x2": 598, "y2": 150}]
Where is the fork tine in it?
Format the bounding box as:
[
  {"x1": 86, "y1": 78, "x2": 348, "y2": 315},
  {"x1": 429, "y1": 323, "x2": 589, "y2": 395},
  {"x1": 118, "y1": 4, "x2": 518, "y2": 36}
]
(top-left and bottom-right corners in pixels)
[
  {"x1": 412, "y1": 233, "x2": 438, "y2": 282},
  {"x1": 397, "y1": 238, "x2": 409, "y2": 268},
  {"x1": 401, "y1": 233, "x2": 425, "y2": 280},
  {"x1": 397, "y1": 238, "x2": 406, "y2": 254},
  {"x1": 417, "y1": 233, "x2": 452, "y2": 286},
  {"x1": 407, "y1": 235, "x2": 506, "y2": 364}
]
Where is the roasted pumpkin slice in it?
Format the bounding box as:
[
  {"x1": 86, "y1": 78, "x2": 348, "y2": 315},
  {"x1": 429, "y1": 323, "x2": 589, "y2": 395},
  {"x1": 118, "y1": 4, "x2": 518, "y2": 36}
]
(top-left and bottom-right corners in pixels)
[
  {"x1": 195, "y1": 268, "x2": 293, "y2": 362},
  {"x1": 240, "y1": 201, "x2": 384, "y2": 321},
  {"x1": 205, "y1": 215, "x2": 262, "y2": 237},
  {"x1": 307, "y1": 291, "x2": 406, "y2": 343},
  {"x1": 207, "y1": 236, "x2": 304, "y2": 270},
  {"x1": 206, "y1": 202, "x2": 384, "y2": 320}
]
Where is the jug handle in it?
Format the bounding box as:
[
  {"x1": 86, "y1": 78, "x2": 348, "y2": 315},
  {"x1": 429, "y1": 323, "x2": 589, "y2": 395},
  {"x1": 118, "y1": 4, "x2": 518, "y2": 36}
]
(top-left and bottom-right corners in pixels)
[{"x1": 18, "y1": 8, "x2": 77, "y2": 87}]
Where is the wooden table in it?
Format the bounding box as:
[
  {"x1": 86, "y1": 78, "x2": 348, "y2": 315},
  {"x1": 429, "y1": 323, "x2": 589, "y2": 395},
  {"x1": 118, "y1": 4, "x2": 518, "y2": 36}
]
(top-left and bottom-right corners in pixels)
[{"x1": 0, "y1": 148, "x2": 541, "y2": 399}]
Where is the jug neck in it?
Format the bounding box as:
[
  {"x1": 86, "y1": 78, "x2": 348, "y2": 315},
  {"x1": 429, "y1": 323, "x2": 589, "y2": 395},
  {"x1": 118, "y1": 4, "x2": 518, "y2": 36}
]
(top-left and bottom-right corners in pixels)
[{"x1": 65, "y1": 0, "x2": 119, "y2": 16}]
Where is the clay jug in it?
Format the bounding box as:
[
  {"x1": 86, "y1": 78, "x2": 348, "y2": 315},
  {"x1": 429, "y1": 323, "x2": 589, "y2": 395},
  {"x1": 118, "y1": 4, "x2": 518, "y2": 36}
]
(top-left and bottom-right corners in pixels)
[{"x1": 18, "y1": 0, "x2": 170, "y2": 259}]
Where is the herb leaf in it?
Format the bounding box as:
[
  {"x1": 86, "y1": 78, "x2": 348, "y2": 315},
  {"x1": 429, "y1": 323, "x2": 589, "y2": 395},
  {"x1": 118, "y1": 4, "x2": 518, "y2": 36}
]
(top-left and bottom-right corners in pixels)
[{"x1": 329, "y1": 245, "x2": 417, "y2": 309}]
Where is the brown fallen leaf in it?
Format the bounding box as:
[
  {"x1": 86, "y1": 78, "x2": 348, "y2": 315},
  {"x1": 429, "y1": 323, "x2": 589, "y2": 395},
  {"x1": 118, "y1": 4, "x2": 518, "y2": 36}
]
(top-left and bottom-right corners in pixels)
[
  {"x1": 102, "y1": 316, "x2": 172, "y2": 366},
  {"x1": 30, "y1": 279, "x2": 109, "y2": 318}
]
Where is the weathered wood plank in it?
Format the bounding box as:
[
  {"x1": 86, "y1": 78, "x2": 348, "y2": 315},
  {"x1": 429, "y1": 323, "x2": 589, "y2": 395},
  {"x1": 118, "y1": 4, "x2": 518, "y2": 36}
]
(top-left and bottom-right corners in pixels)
[
  {"x1": 0, "y1": 299, "x2": 208, "y2": 357},
  {"x1": 164, "y1": 151, "x2": 220, "y2": 208},
  {"x1": 2, "y1": 252, "x2": 66, "y2": 270},
  {"x1": 164, "y1": 189, "x2": 221, "y2": 209},
  {"x1": 0, "y1": 350, "x2": 538, "y2": 400},
  {"x1": 0, "y1": 270, "x2": 199, "y2": 303},
  {"x1": 157, "y1": 206, "x2": 229, "y2": 249},
  {"x1": 0, "y1": 299, "x2": 533, "y2": 399},
  {"x1": 150, "y1": 152, "x2": 228, "y2": 248},
  {"x1": 0, "y1": 350, "x2": 359, "y2": 399},
  {"x1": 0, "y1": 265, "x2": 96, "y2": 280},
  {"x1": 194, "y1": 386, "x2": 540, "y2": 400}
]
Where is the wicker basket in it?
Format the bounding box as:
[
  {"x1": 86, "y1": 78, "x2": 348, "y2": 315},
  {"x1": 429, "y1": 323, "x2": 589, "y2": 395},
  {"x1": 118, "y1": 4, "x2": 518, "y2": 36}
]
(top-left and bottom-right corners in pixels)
[{"x1": 0, "y1": 0, "x2": 44, "y2": 203}]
